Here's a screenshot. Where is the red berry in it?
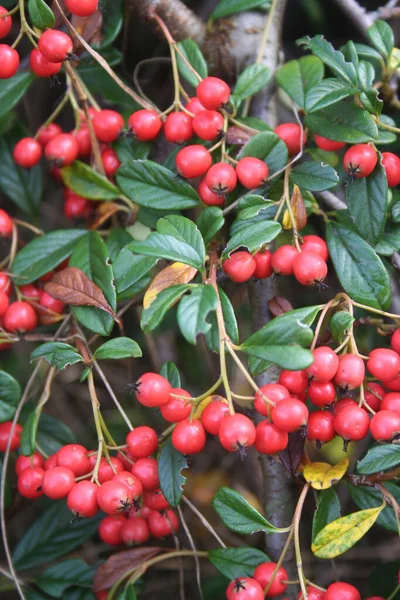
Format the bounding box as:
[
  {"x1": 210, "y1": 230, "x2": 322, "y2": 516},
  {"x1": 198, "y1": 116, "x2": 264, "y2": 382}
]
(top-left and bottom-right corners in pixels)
[
  {"x1": 205, "y1": 162, "x2": 237, "y2": 196},
  {"x1": 198, "y1": 178, "x2": 225, "y2": 206},
  {"x1": 0, "y1": 6, "x2": 12, "y2": 38},
  {"x1": 196, "y1": 77, "x2": 230, "y2": 110},
  {"x1": 176, "y1": 145, "x2": 212, "y2": 178},
  {"x1": 308, "y1": 380, "x2": 336, "y2": 407},
  {"x1": 126, "y1": 426, "x2": 158, "y2": 458},
  {"x1": 93, "y1": 110, "x2": 124, "y2": 143},
  {"x1": 370, "y1": 409, "x2": 400, "y2": 441},
  {"x1": 271, "y1": 245, "x2": 298, "y2": 275},
  {"x1": 391, "y1": 329, "x2": 400, "y2": 354},
  {"x1": 99, "y1": 514, "x2": 125, "y2": 545},
  {"x1": 172, "y1": 418, "x2": 206, "y2": 454},
  {"x1": 147, "y1": 508, "x2": 179, "y2": 537},
  {"x1": 121, "y1": 517, "x2": 150, "y2": 545},
  {"x1": 185, "y1": 97, "x2": 206, "y2": 115},
  {"x1": 44, "y1": 453, "x2": 58, "y2": 470},
  {"x1": 274, "y1": 123, "x2": 307, "y2": 155},
  {"x1": 325, "y1": 582, "x2": 360, "y2": 600},
  {"x1": 97, "y1": 480, "x2": 134, "y2": 515},
  {"x1": 0, "y1": 272, "x2": 11, "y2": 294},
  {"x1": 135, "y1": 372, "x2": 172, "y2": 407},
  {"x1": 56, "y1": 444, "x2": 91, "y2": 477},
  {"x1": 4, "y1": 302, "x2": 37, "y2": 332},
  {"x1": 0, "y1": 44, "x2": 19, "y2": 78},
  {"x1": 343, "y1": 144, "x2": 377, "y2": 178},
  {"x1": 334, "y1": 404, "x2": 369, "y2": 441},
  {"x1": 226, "y1": 578, "x2": 264, "y2": 600},
  {"x1": 307, "y1": 411, "x2": 335, "y2": 444},
  {"x1": 364, "y1": 382, "x2": 384, "y2": 412},
  {"x1": 201, "y1": 398, "x2": 230, "y2": 434},
  {"x1": 45, "y1": 133, "x2": 79, "y2": 166},
  {"x1": 384, "y1": 375, "x2": 400, "y2": 391},
  {"x1": 67, "y1": 480, "x2": 99, "y2": 517},
  {"x1": 254, "y1": 383, "x2": 290, "y2": 416},
  {"x1": 334, "y1": 354, "x2": 365, "y2": 389},
  {"x1": 271, "y1": 398, "x2": 309, "y2": 432},
  {"x1": 97, "y1": 457, "x2": 124, "y2": 484},
  {"x1": 218, "y1": 414, "x2": 256, "y2": 452},
  {"x1": 101, "y1": 148, "x2": 121, "y2": 177},
  {"x1": 29, "y1": 48, "x2": 62, "y2": 77},
  {"x1": 0, "y1": 209, "x2": 12, "y2": 237},
  {"x1": 143, "y1": 488, "x2": 169, "y2": 510},
  {"x1": 236, "y1": 157, "x2": 269, "y2": 189},
  {"x1": 334, "y1": 397, "x2": 357, "y2": 415},
  {"x1": 253, "y1": 250, "x2": 273, "y2": 279},
  {"x1": 164, "y1": 111, "x2": 193, "y2": 143},
  {"x1": 307, "y1": 346, "x2": 339, "y2": 382},
  {"x1": 381, "y1": 392, "x2": 400, "y2": 415},
  {"x1": 131, "y1": 457, "x2": 159, "y2": 491},
  {"x1": 112, "y1": 470, "x2": 142, "y2": 492},
  {"x1": 39, "y1": 291, "x2": 65, "y2": 314},
  {"x1": 37, "y1": 123, "x2": 62, "y2": 147},
  {"x1": 367, "y1": 348, "x2": 400, "y2": 381},
  {"x1": 15, "y1": 452, "x2": 45, "y2": 475},
  {"x1": 314, "y1": 134, "x2": 346, "y2": 152},
  {"x1": 254, "y1": 421, "x2": 288, "y2": 454},
  {"x1": 297, "y1": 586, "x2": 325, "y2": 600},
  {"x1": 18, "y1": 467, "x2": 44, "y2": 499},
  {"x1": 192, "y1": 110, "x2": 223, "y2": 141},
  {"x1": 96, "y1": 592, "x2": 108, "y2": 600},
  {"x1": 253, "y1": 562, "x2": 288, "y2": 597},
  {"x1": 278, "y1": 370, "x2": 308, "y2": 394},
  {"x1": 0, "y1": 422, "x2": 22, "y2": 451},
  {"x1": 74, "y1": 126, "x2": 91, "y2": 157},
  {"x1": 381, "y1": 152, "x2": 400, "y2": 187},
  {"x1": 160, "y1": 388, "x2": 192, "y2": 422},
  {"x1": 223, "y1": 251, "x2": 256, "y2": 283},
  {"x1": 0, "y1": 291, "x2": 9, "y2": 317},
  {"x1": 42, "y1": 466, "x2": 76, "y2": 499},
  {"x1": 65, "y1": 0, "x2": 98, "y2": 17},
  {"x1": 64, "y1": 193, "x2": 90, "y2": 219},
  {"x1": 39, "y1": 30, "x2": 73, "y2": 62},
  {"x1": 128, "y1": 109, "x2": 162, "y2": 141},
  {"x1": 301, "y1": 235, "x2": 329, "y2": 261},
  {"x1": 293, "y1": 251, "x2": 328, "y2": 286}
]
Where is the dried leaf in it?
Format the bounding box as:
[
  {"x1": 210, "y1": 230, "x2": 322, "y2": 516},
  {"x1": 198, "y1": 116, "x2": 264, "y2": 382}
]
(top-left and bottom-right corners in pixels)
[
  {"x1": 44, "y1": 267, "x2": 122, "y2": 328},
  {"x1": 71, "y1": 11, "x2": 103, "y2": 50},
  {"x1": 143, "y1": 262, "x2": 198, "y2": 309},
  {"x1": 282, "y1": 184, "x2": 307, "y2": 231},
  {"x1": 304, "y1": 457, "x2": 349, "y2": 490},
  {"x1": 279, "y1": 428, "x2": 307, "y2": 476},
  {"x1": 89, "y1": 203, "x2": 123, "y2": 231},
  {"x1": 93, "y1": 547, "x2": 163, "y2": 592},
  {"x1": 268, "y1": 296, "x2": 294, "y2": 317},
  {"x1": 226, "y1": 126, "x2": 253, "y2": 145}
]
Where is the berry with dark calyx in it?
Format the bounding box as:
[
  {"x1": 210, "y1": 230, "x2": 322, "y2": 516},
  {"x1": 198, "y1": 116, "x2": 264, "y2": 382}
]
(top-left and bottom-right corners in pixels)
[
  {"x1": 201, "y1": 397, "x2": 230, "y2": 434},
  {"x1": 334, "y1": 354, "x2": 365, "y2": 389},
  {"x1": 64, "y1": 193, "x2": 90, "y2": 219},
  {"x1": 0, "y1": 209, "x2": 13, "y2": 237},
  {"x1": 172, "y1": 419, "x2": 206, "y2": 454},
  {"x1": 45, "y1": 133, "x2": 79, "y2": 166},
  {"x1": 254, "y1": 421, "x2": 288, "y2": 454},
  {"x1": 293, "y1": 251, "x2": 328, "y2": 286},
  {"x1": 160, "y1": 388, "x2": 192, "y2": 422},
  {"x1": 0, "y1": 44, "x2": 19, "y2": 78},
  {"x1": 218, "y1": 414, "x2": 256, "y2": 453},
  {"x1": 253, "y1": 250, "x2": 273, "y2": 279},
  {"x1": 16, "y1": 452, "x2": 45, "y2": 475},
  {"x1": 74, "y1": 126, "x2": 91, "y2": 157},
  {"x1": 334, "y1": 404, "x2": 369, "y2": 443},
  {"x1": 271, "y1": 245, "x2": 298, "y2": 275},
  {"x1": 382, "y1": 152, "x2": 400, "y2": 187},
  {"x1": 131, "y1": 457, "x2": 159, "y2": 490},
  {"x1": 254, "y1": 383, "x2": 289, "y2": 416},
  {"x1": 226, "y1": 577, "x2": 264, "y2": 600},
  {"x1": 176, "y1": 145, "x2": 212, "y2": 178},
  {"x1": 307, "y1": 346, "x2": 339, "y2": 383},
  {"x1": 196, "y1": 76, "x2": 230, "y2": 110},
  {"x1": 253, "y1": 562, "x2": 288, "y2": 597},
  {"x1": 147, "y1": 508, "x2": 179, "y2": 537},
  {"x1": 198, "y1": 178, "x2": 225, "y2": 206},
  {"x1": 205, "y1": 162, "x2": 237, "y2": 196},
  {"x1": 135, "y1": 372, "x2": 172, "y2": 407},
  {"x1": 236, "y1": 157, "x2": 269, "y2": 189},
  {"x1": 126, "y1": 426, "x2": 158, "y2": 458},
  {"x1": 56, "y1": 444, "x2": 91, "y2": 477},
  {"x1": 296, "y1": 586, "x2": 325, "y2": 600},
  {"x1": 37, "y1": 123, "x2": 62, "y2": 147},
  {"x1": 381, "y1": 392, "x2": 400, "y2": 415},
  {"x1": 29, "y1": 48, "x2": 62, "y2": 77},
  {"x1": 65, "y1": 0, "x2": 98, "y2": 17},
  {"x1": 97, "y1": 456, "x2": 124, "y2": 484},
  {"x1": 367, "y1": 348, "x2": 400, "y2": 381},
  {"x1": 391, "y1": 329, "x2": 400, "y2": 354},
  {"x1": 364, "y1": 382, "x2": 384, "y2": 412},
  {"x1": 192, "y1": 110, "x2": 224, "y2": 141},
  {"x1": 42, "y1": 466, "x2": 76, "y2": 499},
  {"x1": 164, "y1": 111, "x2": 194, "y2": 144},
  {"x1": 0, "y1": 6, "x2": 12, "y2": 39},
  {"x1": 271, "y1": 398, "x2": 309, "y2": 433},
  {"x1": 39, "y1": 291, "x2": 65, "y2": 314},
  {"x1": 223, "y1": 251, "x2": 256, "y2": 283},
  {"x1": 4, "y1": 302, "x2": 37, "y2": 332},
  {"x1": 38, "y1": 30, "x2": 73, "y2": 63},
  {"x1": 186, "y1": 97, "x2": 206, "y2": 115},
  {"x1": 301, "y1": 235, "x2": 329, "y2": 261},
  {"x1": 128, "y1": 109, "x2": 162, "y2": 141},
  {"x1": 93, "y1": 110, "x2": 125, "y2": 143},
  {"x1": 0, "y1": 422, "x2": 22, "y2": 452},
  {"x1": 274, "y1": 123, "x2": 307, "y2": 155},
  {"x1": 370, "y1": 409, "x2": 400, "y2": 441},
  {"x1": 143, "y1": 488, "x2": 169, "y2": 511},
  {"x1": 18, "y1": 467, "x2": 44, "y2": 499},
  {"x1": 67, "y1": 480, "x2": 99, "y2": 518},
  {"x1": 325, "y1": 582, "x2": 360, "y2": 600},
  {"x1": 314, "y1": 134, "x2": 346, "y2": 152},
  {"x1": 121, "y1": 517, "x2": 150, "y2": 545},
  {"x1": 97, "y1": 480, "x2": 134, "y2": 515},
  {"x1": 0, "y1": 291, "x2": 9, "y2": 317},
  {"x1": 278, "y1": 370, "x2": 308, "y2": 394},
  {"x1": 308, "y1": 380, "x2": 336, "y2": 407},
  {"x1": 343, "y1": 144, "x2": 377, "y2": 178},
  {"x1": 99, "y1": 514, "x2": 125, "y2": 546},
  {"x1": 307, "y1": 411, "x2": 335, "y2": 446},
  {"x1": 101, "y1": 148, "x2": 121, "y2": 176}
]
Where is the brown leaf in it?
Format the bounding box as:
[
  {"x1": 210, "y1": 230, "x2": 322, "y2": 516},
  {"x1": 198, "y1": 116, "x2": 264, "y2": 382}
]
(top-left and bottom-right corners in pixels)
[
  {"x1": 283, "y1": 184, "x2": 307, "y2": 231},
  {"x1": 225, "y1": 126, "x2": 253, "y2": 145},
  {"x1": 279, "y1": 429, "x2": 307, "y2": 477},
  {"x1": 44, "y1": 267, "x2": 122, "y2": 328},
  {"x1": 143, "y1": 262, "x2": 198, "y2": 309},
  {"x1": 268, "y1": 296, "x2": 294, "y2": 317},
  {"x1": 93, "y1": 546, "x2": 164, "y2": 592},
  {"x1": 71, "y1": 12, "x2": 103, "y2": 50},
  {"x1": 89, "y1": 202, "x2": 123, "y2": 231}
]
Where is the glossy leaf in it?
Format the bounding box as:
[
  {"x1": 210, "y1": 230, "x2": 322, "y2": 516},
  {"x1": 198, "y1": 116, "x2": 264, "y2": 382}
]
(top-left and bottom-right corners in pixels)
[
  {"x1": 141, "y1": 284, "x2": 192, "y2": 332},
  {"x1": 30, "y1": 342, "x2": 83, "y2": 371},
  {"x1": 205, "y1": 287, "x2": 240, "y2": 352},
  {"x1": 0, "y1": 73, "x2": 35, "y2": 120},
  {"x1": 0, "y1": 371, "x2": 21, "y2": 423},
  {"x1": 159, "y1": 362, "x2": 181, "y2": 388},
  {"x1": 62, "y1": 161, "x2": 121, "y2": 201},
  {"x1": 35, "y1": 559, "x2": 94, "y2": 597},
  {"x1": 238, "y1": 131, "x2": 288, "y2": 175},
  {"x1": 304, "y1": 458, "x2": 349, "y2": 490},
  {"x1": 93, "y1": 338, "x2": 142, "y2": 361},
  {"x1": 27, "y1": 0, "x2": 55, "y2": 29},
  {"x1": 304, "y1": 102, "x2": 378, "y2": 143},
  {"x1": 212, "y1": 486, "x2": 280, "y2": 534},
  {"x1": 367, "y1": 19, "x2": 394, "y2": 59},
  {"x1": 330, "y1": 312, "x2": 355, "y2": 344},
  {"x1": 210, "y1": 0, "x2": 268, "y2": 20},
  {"x1": 114, "y1": 136, "x2": 150, "y2": 163},
  {"x1": 305, "y1": 78, "x2": 358, "y2": 113},
  {"x1": 158, "y1": 438, "x2": 188, "y2": 507},
  {"x1": 298, "y1": 35, "x2": 358, "y2": 85},
  {"x1": 237, "y1": 195, "x2": 275, "y2": 220},
  {"x1": 312, "y1": 488, "x2": 341, "y2": 541},
  {"x1": 208, "y1": 548, "x2": 270, "y2": 580},
  {"x1": 275, "y1": 55, "x2": 324, "y2": 108},
  {"x1": 20, "y1": 409, "x2": 40, "y2": 457},
  {"x1": 233, "y1": 64, "x2": 270, "y2": 102},
  {"x1": 177, "y1": 284, "x2": 218, "y2": 344},
  {"x1": 357, "y1": 445, "x2": 400, "y2": 474},
  {"x1": 197, "y1": 206, "x2": 225, "y2": 245},
  {"x1": 375, "y1": 223, "x2": 400, "y2": 256},
  {"x1": 348, "y1": 482, "x2": 400, "y2": 533},
  {"x1": 290, "y1": 161, "x2": 339, "y2": 191},
  {"x1": 222, "y1": 220, "x2": 281, "y2": 258},
  {"x1": 95, "y1": 0, "x2": 123, "y2": 48},
  {"x1": 176, "y1": 40, "x2": 208, "y2": 87},
  {"x1": 241, "y1": 344, "x2": 314, "y2": 370}
]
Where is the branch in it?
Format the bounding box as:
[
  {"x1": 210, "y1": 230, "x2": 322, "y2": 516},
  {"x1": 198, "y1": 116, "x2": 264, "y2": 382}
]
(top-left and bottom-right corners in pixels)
[
  {"x1": 330, "y1": 0, "x2": 374, "y2": 36},
  {"x1": 316, "y1": 190, "x2": 346, "y2": 211}
]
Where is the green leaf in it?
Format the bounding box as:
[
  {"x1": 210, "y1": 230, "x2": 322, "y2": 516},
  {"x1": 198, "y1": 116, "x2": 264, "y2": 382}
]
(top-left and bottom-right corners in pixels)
[
  {"x1": 312, "y1": 488, "x2": 341, "y2": 541},
  {"x1": 375, "y1": 223, "x2": 400, "y2": 256},
  {"x1": 30, "y1": 342, "x2": 83, "y2": 371},
  {"x1": 370, "y1": 562, "x2": 400, "y2": 599},
  {"x1": 212, "y1": 486, "x2": 280, "y2": 534},
  {"x1": 330, "y1": 312, "x2": 355, "y2": 344},
  {"x1": 176, "y1": 40, "x2": 208, "y2": 88},
  {"x1": 80, "y1": 63, "x2": 139, "y2": 112},
  {"x1": 345, "y1": 159, "x2": 388, "y2": 245},
  {"x1": 160, "y1": 361, "x2": 181, "y2": 388},
  {"x1": 367, "y1": 19, "x2": 394, "y2": 60},
  {"x1": 95, "y1": 0, "x2": 122, "y2": 48},
  {"x1": 208, "y1": 548, "x2": 270, "y2": 580},
  {"x1": 326, "y1": 222, "x2": 391, "y2": 310},
  {"x1": 210, "y1": 0, "x2": 268, "y2": 20},
  {"x1": 353, "y1": 43, "x2": 383, "y2": 63},
  {"x1": 131, "y1": 215, "x2": 206, "y2": 271},
  {"x1": 290, "y1": 161, "x2": 339, "y2": 191},
  {"x1": 107, "y1": 227, "x2": 133, "y2": 262},
  {"x1": 13, "y1": 500, "x2": 101, "y2": 569},
  {"x1": 27, "y1": 0, "x2": 55, "y2": 29},
  {"x1": 94, "y1": 337, "x2": 142, "y2": 360},
  {"x1": 304, "y1": 102, "x2": 378, "y2": 143},
  {"x1": 36, "y1": 559, "x2": 95, "y2": 597},
  {"x1": 114, "y1": 136, "x2": 150, "y2": 163},
  {"x1": 36, "y1": 414, "x2": 76, "y2": 457},
  {"x1": 297, "y1": 35, "x2": 358, "y2": 85},
  {"x1": 357, "y1": 445, "x2": 400, "y2": 474},
  {"x1": 113, "y1": 246, "x2": 156, "y2": 300},
  {"x1": 205, "y1": 287, "x2": 239, "y2": 352},
  {"x1": 0, "y1": 73, "x2": 35, "y2": 120},
  {"x1": 117, "y1": 160, "x2": 199, "y2": 210},
  {"x1": 275, "y1": 56, "x2": 324, "y2": 108},
  {"x1": 141, "y1": 284, "x2": 192, "y2": 332},
  {"x1": 238, "y1": 132, "x2": 288, "y2": 175},
  {"x1": 117, "y1": 585, "x2": 137, "y2": 600},
  {"x1": 347, "y1": 482, "x2": 400, "y2": 533},
  {"x1": 242, "y1": 345, "x2": 314, "y2": 370},
  {"x1": 61, "y1": 161, "x2": 121, "y2": 201},
  {"x1": 197, "y1": 207, "x2": 225, "y2": 246},
  {"x1": 305, "y1": 78, "x2": 358, "y2": 113},
  {"x1": 158, "y1": 438, "x2": 188, "y2": 507},
  {"x1": 376, "y1": 114, "x2": 397, "y2": 145},
  {"x1": 11, "y1": 230, "x2": 87, "y2": 285},
  {"x1": 177, "y1": 285, "x2": 218, "y2": 344},
  {"x1": 237, "y1": 195, "x2": 276, "y2": 220},
  {"x1": 69, "y1": 231, "x2": 117, "y2": 336},
  {"x1": 392, "y1": 202, "x2": 400, "y2": 224},
  {"x1": 223, "y1": 220, "x2": 281, "y2": 258},
  {"x1": 233, "y1": 64, "x2": 270, "y2": 102},
  {"x1": 0, "y1": 371, "x2": 21, "y2": 423},
  {"x1": 20, "y1": 409, "x2": 40, "y2": 457}
]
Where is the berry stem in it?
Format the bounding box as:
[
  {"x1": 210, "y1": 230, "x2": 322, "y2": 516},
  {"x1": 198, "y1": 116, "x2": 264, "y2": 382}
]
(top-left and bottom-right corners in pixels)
[
  {"x1": 351, "y1": 300, "x2": 400, "y2": 322},
  {"x1": 376, "y1": 483, "x2": 400, "y2": 536},
  {"x1": 87, "y1": 370, "x2": 105, "y2": 484},
  {"x1": 34, "y1": 93, "x2": 71, "y2": 141},
  {"x1": 225, "y1": 341, "x2": 275, "y2": 407},
  {"x1": 293, "y1": 483, "x2": 310, "y2": 600},
  {"x1": 262, "y1": 526, "x2": 295, "y2": 595},
  {"x1": 387, "y1": 583, "x2": 400, "y2": 600},
  {"x1": 283, "y1": 167, "x2": 302, "y2": 252},
  {"x1": 310, "y1": 300, "x2": 337, "y2": 351},
  {"x1": 182, "y1": 495, "x2": 227, "y2": 548}
]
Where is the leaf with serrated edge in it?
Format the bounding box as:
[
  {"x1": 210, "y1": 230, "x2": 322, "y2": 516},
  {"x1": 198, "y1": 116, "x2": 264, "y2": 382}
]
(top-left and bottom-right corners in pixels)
[
  {"x1": 143, "y1": 262, "x2": 198, "y2": 309},
  {"x1": 304, "y1": 458, "x2": 349, "y2": 490},
  {"x1": 30, "y1": 342, "x2": 83, "y2": 370}
]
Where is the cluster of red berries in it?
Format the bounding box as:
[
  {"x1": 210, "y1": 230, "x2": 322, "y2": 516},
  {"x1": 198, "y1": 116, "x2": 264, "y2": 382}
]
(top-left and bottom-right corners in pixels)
[{"x1": 223, "y1": 234, "x2": 329, "y2": 287}]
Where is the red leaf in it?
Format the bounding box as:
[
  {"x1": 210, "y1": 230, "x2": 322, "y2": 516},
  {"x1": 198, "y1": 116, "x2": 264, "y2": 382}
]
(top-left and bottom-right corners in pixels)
[{"x1": 93, "y1": 546, "x2": 164, "y2": 592}]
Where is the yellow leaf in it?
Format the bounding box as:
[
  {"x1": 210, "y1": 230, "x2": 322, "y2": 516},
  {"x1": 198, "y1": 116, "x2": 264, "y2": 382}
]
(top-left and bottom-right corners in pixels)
[
  {"x1": 312, "y1": 506, "x2": 384, "y2": 558},
  {"x1": 282, "y1": 185, "x2": 307, "y2": 231},
  {"x1": 143, "y1": 262, "x2": 198, "y2": 309},
  {"x1": 192, "y1": 395, "x2": 227, "y2": 420},
  {"x1": 303, "y1": 457, "x2": 349, "y2": 490}
]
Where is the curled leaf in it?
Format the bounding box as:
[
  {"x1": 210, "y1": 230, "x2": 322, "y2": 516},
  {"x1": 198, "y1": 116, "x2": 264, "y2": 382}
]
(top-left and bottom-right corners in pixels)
[
  {"x1": 282, "y1": 184, "x2": 307, "y2": 230},
  {"x1": 143, "y1": 262, "x2": 198, "y2": 309},
  {"x1": 303, "y1": 457, "x2": 349, "y2": 490}
]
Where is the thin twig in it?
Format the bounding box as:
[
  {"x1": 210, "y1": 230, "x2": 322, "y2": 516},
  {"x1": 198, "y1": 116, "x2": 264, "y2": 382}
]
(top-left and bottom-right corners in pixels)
[
  {"x1": 182, "y1": 496, "x2": 226, "y2": 548},
  {"x1": 330, "y1": 0, "x2": 374, "y2": 36},
  {"x1": 178, "y1": 506, "x2": 204, "y2": 600}
]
